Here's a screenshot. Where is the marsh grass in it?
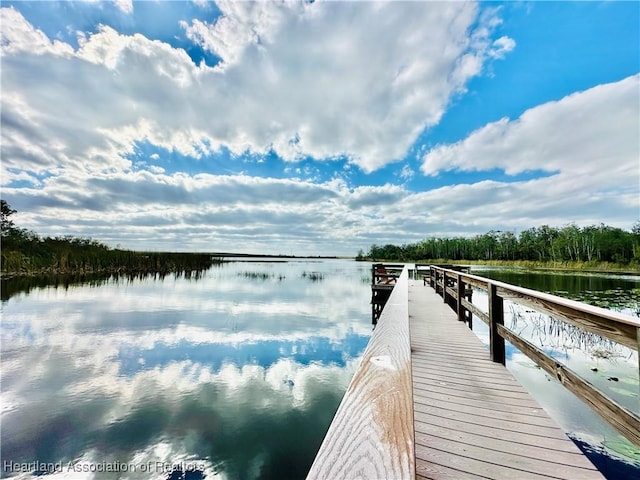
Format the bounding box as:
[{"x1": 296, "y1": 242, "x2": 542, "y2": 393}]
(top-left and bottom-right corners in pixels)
[
  {"x1": 301, "y1": 271, "x2": 324, "y2": 282},
  {"x1": 509, "y1": 307, "x2": 630, "y2": 359},
  {"x1": 238, "y1": 271, "x2": 287, "y2": 282},
  {"x1": 239, "y1": 271, "x2": 274, "y2": 281},
  {"x1": 1, "y1": 244, "x2": 222, "y2": 278},
  {"x1": 1, "y1": 267, "x2": 215, "y2": 302}
]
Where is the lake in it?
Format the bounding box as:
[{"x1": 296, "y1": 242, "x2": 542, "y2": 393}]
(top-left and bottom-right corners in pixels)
[
  {"x1": 1, "y1": 259, "x2": 372, "y2": 480},
  {"x1": 1, "y1": 260, "x2": 639, "y2": 479}
]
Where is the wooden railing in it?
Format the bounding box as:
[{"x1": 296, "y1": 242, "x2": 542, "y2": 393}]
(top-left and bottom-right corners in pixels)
[
  {"x1": 428, "y1": 265, "x2": 640, "y2": 447},
  {"x1": 372, "y1": 262, "x2": 403, "y2": 285},
  {"x1": 307, "y1": 267, "x2": 414, "y2": 480},
  {"x1": 371, "y1": 263, "x2": 404, "y2": 324}
]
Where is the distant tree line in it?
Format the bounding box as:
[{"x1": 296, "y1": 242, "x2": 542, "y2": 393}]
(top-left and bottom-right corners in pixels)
[
  {"x1": 1, "y1": 200, "x2": 220, "y2": 276},
  {"x1": 359, "y1": 223, "x2": 640, "y2": 265}
]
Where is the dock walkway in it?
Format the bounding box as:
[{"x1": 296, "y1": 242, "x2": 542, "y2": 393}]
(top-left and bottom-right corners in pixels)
[
  {"x1": 308, "y1": 265, "x2": 640, "y2": 479},
  {"x1": 409, "y1": 279, "x2": 603, "y2": 479}
]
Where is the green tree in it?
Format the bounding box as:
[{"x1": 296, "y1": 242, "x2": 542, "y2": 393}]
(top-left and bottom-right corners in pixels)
[{"x1": 1, "y1": 200, "x2": 17, "y2": 237}]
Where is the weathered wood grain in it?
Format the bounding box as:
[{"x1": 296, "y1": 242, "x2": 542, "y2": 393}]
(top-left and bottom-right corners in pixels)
[
  {"x1": 306, "y1": 268, "x2": 414, "y2": 480},
  {"x1": 414, "y1": 423, "x2": 590, "y2": 468},
  {"x1": 431, "y1": 266, "x2": 640, "y2": 450}
]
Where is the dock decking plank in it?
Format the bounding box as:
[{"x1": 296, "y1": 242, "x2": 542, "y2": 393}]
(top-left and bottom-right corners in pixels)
[
  {"x1": 412, "y1": 389, "x2": 552, "y2": 420},
  {"x1": 409, "y1": 280, "x2": 604, "y2": 480}
]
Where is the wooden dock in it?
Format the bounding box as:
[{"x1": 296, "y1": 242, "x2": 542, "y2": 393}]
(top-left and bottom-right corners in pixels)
[
  {"x1": 307, "y1": 265, "x2": 640, "y2": 480},
  {"x1": 409, "y1": 280, "x2": 603, "y2": 479}
]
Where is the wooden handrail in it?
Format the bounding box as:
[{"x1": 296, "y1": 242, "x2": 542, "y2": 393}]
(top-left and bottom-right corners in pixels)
[
  {"x1": 497, "y1": 324, "x2": 640, "y2": 446},
  {"x1": 307, "y1": 267, "x2": 414, "y2": 479},
  {"x1": 428, "y1": 265, "x2": 640, "y2": 447},
  {"x1": 430, "y1": 266, "x2": 640, "y2": 348}
]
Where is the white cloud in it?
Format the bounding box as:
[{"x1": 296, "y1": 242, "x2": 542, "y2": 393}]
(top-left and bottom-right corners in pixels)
[
  {"x1": 491, "y1": 36, "x2": 516, "y2": 58},
  {"x1": 182, "y1": 0, "x2": 300, "y2": 69},
  {"x1": 1, "y1": 3, "x2": 514, "y2": 178},
  {"x1": 399, "y1": 164, "x2": 415, "y2": 181},
  {"x1": 193, "y1": 0, "x2": 211, "y2": 8},
  {"x1": 0, "y1": 7, "x2": 74, "y2": 57},
  {"x1": 421, "y1": 75, "x2": 640, "y2": 198},
  {"x1": 113, "y1": 0, "x2": 133, "y2": 15}
]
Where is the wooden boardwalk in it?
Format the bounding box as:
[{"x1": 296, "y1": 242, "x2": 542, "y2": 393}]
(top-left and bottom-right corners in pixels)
[{"x1": 409, "y1": 279, "x2": 604, "y2": 480}]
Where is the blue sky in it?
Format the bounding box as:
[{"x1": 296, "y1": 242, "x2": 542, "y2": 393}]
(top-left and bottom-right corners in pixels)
[{"x1": 1, "y1": 1, "x2": 638, "y2": 255}]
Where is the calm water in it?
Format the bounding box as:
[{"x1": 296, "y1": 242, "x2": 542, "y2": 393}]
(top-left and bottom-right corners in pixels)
[
  {"x1": 468, "y1": 266, "x2": 640, "y2": 478},
  {"x1": 1, "y1": 262, "x2": 639, "y2": 479},
  {"x1": 1, "y1": 259, "x2": 373, "y2": 479}
]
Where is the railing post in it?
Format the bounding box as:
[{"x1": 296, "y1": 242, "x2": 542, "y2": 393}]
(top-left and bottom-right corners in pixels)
[
  {"x1": 488, "y1": 283, "x2": 505, "y2": 365},
  {"x1": 468, "y1": 288, "x2": 474, "y2": 326},
  {"x1": 456, "y1": 273, "x2": 465, "y2": 323},
  {"x1": 442, "y1": 271, "x2": 447, "y2": 302}
]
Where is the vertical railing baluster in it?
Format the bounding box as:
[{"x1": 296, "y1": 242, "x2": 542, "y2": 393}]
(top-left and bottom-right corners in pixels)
[{"x1": 488, "y1": 283, "x2": 505, "y2": 365}]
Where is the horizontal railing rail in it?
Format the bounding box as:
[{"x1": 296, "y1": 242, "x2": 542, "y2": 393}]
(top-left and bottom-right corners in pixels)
[
  {"x1": 428, "y1": 265, "x2": 640, "y2": 447},
  {"x1": 307, "y1": 267, "x2": 414, "y2": 479}
]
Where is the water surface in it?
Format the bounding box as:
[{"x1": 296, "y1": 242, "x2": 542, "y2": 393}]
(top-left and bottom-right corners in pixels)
[
  {"x1": 3, "y1": 262, "x2": 639, "y2": 479},
  {"x1": 1, "y1": 259, "x2": 373, "y2": 479}
]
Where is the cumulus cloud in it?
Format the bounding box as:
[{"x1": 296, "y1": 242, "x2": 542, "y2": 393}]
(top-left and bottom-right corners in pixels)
[
  {"x1": 421, "y1": 75, "x2": 640, "y2": 194},
  {"x1": 0, "y1": 7, "x2": 74, "y2": 56},
  {"x1": 181, "y1": 0, "x2": 299, "y2": 69},
  {"x1": 1, "y1": 2, "x2": 514, "y2": 175}
]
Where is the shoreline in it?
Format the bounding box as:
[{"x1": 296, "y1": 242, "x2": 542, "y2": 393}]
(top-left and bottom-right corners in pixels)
[{"x1": 359, "y1": 258, "x2": 640, "y2": 276}]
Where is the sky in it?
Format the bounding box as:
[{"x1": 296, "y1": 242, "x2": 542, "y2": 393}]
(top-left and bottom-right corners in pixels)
[{"x1": 1, "y1": 0, "x2": 638, "y2": 256}]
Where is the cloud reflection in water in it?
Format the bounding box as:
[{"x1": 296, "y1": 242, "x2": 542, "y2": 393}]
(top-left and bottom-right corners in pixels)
[{"x1": 1, "y1": 260, "x2": 372, "y2": 479}]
